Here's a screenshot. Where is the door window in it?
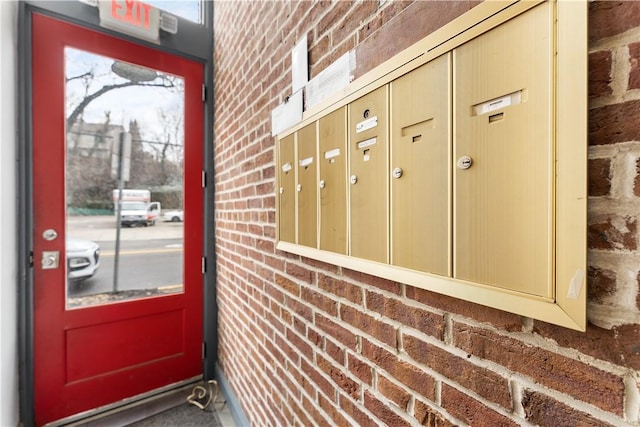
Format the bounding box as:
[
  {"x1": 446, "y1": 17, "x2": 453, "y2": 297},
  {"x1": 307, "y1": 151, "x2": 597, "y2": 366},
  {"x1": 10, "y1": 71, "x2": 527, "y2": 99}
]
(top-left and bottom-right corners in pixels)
[{"x1": 64, "y1": 47, "x2": 185, "y2": 309}]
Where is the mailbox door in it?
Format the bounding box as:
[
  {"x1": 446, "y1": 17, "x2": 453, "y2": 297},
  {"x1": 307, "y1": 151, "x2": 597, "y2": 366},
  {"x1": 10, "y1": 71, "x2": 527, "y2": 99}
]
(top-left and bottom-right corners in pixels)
[
  {"x1": 390, "y1": 54, "x2": 450, "y2": 276},
  {"x1": 297, "y1": 123, "x2": 318, "y2": 248},
  {"x1": 319, "y1": 107, "x2": 348, "y2": 254},
  {"x1": 454, "y1": 2, "x2": 553, "y2": 297},
  {"x1": 348, "y1": 86, "x2": 389, "y2": 263},
  {"x1": 278, "y1": 134, "x2": 296, "y2": 244}
]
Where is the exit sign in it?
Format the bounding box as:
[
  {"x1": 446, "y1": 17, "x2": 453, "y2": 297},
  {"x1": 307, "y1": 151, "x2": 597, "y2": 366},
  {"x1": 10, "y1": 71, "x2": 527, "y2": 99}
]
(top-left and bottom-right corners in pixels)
[{"x1": 98, "y1": 0, "x2": 160, "y2": 42}]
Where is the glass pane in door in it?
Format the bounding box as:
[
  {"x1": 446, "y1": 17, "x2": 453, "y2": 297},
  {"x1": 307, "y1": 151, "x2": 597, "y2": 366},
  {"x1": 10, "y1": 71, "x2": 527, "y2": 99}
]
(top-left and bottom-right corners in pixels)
[{"x1": 64, "y1": 47, "x2": 185, "y2": 309}]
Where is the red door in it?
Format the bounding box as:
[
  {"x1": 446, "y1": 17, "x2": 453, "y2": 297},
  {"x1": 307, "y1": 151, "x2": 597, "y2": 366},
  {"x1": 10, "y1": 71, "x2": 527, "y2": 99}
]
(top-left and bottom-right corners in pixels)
[{"x1": 32, "y1": 13, "x2": 204, "y2": 425}]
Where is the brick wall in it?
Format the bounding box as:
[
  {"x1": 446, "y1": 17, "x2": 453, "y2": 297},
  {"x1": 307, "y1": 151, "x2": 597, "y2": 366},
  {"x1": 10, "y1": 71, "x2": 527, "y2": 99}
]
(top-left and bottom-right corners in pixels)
[{"x1": 213, "y1": 1, "x2": 640, "y2": 425}]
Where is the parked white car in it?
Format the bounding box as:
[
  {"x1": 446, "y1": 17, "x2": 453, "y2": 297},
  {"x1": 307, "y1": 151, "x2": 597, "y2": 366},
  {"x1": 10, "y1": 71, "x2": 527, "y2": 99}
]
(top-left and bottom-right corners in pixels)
[
  {"x1": 66, "y1": 237, "x2": 100, "y2": 282},
  {"x1": 163, "y1": 210, "x2": 184, "y2": 222}
]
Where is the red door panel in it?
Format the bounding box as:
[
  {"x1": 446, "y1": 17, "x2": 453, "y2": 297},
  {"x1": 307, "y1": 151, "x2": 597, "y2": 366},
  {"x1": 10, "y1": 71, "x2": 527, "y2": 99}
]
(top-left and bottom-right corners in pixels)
[{"x1": 32, "y1": 13, "x2": 203, "y2": 425}]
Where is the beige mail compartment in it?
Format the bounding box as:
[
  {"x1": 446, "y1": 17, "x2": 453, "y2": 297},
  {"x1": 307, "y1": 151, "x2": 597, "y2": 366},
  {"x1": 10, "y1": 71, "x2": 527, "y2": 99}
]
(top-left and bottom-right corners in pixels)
[
  {"x1": 453, "y1": 2, "x2": 553, "y2": 297},
  {"x1": 390, "y1": 54, "x2": 450, "y2": 276},
  {"x1": 348, "y1": 86, "x2": 389, "y2": 263},
  {"x1": 296, "y1": 123, "x2": 318, "y2": 248},
  {"x1": 318, "y1": 107, "x2": 348, "y2": 254},
  {"x1": 278, "y1": 134, "x2": 296, "y2": 244}
]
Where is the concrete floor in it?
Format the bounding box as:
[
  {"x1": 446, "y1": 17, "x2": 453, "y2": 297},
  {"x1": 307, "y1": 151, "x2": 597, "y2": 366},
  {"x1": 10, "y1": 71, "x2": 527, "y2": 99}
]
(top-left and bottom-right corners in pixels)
[{"x1": 127, "y1": 401, "x2": 235, "y2": 427}]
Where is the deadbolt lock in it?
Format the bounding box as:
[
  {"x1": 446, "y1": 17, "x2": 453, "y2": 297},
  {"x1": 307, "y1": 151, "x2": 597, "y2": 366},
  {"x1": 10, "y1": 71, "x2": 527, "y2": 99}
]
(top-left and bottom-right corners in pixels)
[
  {"x1": 350, "y1": 175, "x2": 358, "y2": 185},
  {"x1": 392, "y1": 167, "x2": 404, "y2": 179},
  {"x1": 41, "y1": 251, "x2": 60, "y2": 270},
  {"x1": 319, "y1": 180, "x2": 326, "y2": 189}
]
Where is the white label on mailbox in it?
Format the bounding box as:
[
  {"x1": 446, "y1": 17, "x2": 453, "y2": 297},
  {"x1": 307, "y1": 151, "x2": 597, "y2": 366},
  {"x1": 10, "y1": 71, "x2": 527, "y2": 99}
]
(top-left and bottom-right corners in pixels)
[
  {"x1": 356, "y1": 116, "x2": 378, "y2": 133},
  {"x1": 299, "y1": 157, "x2": 314, "y2": 167},
  {"x1": 357, "y1": 137, "x2": 377, "y2": 150},
  {"x1": 282, "y1": 162, "x2": 292, "y2": 172},
  {"x1": 324, "y1": 148, "x2": 341, "y2": 160},
  {"x1": 473, "y1": 90, "x2": 522, "y2": 116}
]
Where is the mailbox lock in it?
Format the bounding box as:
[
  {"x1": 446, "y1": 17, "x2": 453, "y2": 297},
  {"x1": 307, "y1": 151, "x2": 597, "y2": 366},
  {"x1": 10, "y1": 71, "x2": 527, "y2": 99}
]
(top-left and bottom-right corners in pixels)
[
  {"x1": 457, "y1": 156, "x2": 473, "y2": 170},
  {"x1": 297, "y1": 184, "x2": 302, "y2": 192},
  {"x1": 392, "y1": 167, "x2": 404, "y2": 179},
  {"x1": 279, "y1": 187, "x2": 284, "y2": 194},
  {"x1": 350, "y1": 175, "x2": 358, "y2": 185},
  {"x1": 319, "y1": 180, "x2": 326, "y2": 189}
]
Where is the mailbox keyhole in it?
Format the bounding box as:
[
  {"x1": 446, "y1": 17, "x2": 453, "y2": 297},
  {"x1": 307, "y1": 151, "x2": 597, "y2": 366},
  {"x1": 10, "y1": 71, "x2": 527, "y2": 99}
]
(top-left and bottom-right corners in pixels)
[
  {"x1": 412, "y1": 134, "x2": 422, "y2": 143},
  {"x1": 363, "y1": 109, "x2": 370, "y2": 119}
]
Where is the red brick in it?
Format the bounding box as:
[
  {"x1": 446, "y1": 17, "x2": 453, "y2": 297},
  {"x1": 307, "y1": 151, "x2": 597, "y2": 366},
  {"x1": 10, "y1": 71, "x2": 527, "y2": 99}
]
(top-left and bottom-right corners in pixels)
[
  {"x1": 348, "y1": 353, "x2": 373, "y2": 385},
  {"x1": 317, "y1": 353, "x2": 359, "y2": 399},
  {"x1": 284, "y1": 295, "x2": 313, "y2": 323},
  {"x1": 355, "y1": 1, "x2": 478, "y2": 79},
  {"x1": 301, "y1": 357, "x2": 335, "y2": 401},
  {"x1": 325, "y1": 338, "x2": 345, "y2": 365},
  {"x1": 301, "y1": 286, "x2": 338, "y2": 316},
  {"x1": 406, "y1": 286, "x2": 523, "y2": 331},
  {"x1": 377, "y1": 375, "x2": 411, "y2": 410},
  {"x1": 285, "y1": 261, "x2": 314, "y2": 284},
  {"x1": 589, "y1": 100, "x2": 640, "y2": 146},
  {"x1": 453, "y1": 323, "x2": 625, "y2": 414},
  {"x1": 589, "y1": 0, "x2": 640, "y2": 43},
  {"x1": 343, "y1": 268, "x2": 402, "y2": 294},
  {"x1": 364, "y1": 391, "x2": 412, "y2": 427},
  {"x1": 318, "y1": 393, "x2": 350, "y2": 426},
  {"x1": 366, "y1": 291, "x2": 445, "y2": 340},
  {"x1": 315, "y1": 313, "x2": 358, "y2": 350},
  {"x1": 589, "y1": 50, "x2": 613, "y2": 98},
  {"x1": 318, "y1": 273, "x2": 363, "y2": 305},
  {"x1": 522, "y1": 390, "x2": 616, "y2": 427},
  {"x1": 302, "y1": 393, "x2": 329, "y2": 425},
  {"x1": 340, "y1": 304, "x2": 397, "y2": 348},
  {"x1": 362, "y1": 339, "x2": 436, "y2": 400},
  {"x1": 307, "y1": 326, "x2": 323, "y2": 349},
  {"x1": 533, "y1": 321, "x2": 640, "y2": 371},
  {"x1": 403, "y1": 334, "x2": 511, "y2": 410},
  {"x1": 588, "y1": 266, "x2": 617, "y2": 303},
  {"x1": 588, "y1": 215, "x2": 637, "y2": 251},
  {"x1": 441, "y1": 384, "x2": 517, "y2": 427},
  {"x1": 275, "y1": 333, "x2": 300, "y2": 366},
  {"x1": 358, "y1": 0, "x2": 415, "y2": 43},
  {"x1": 630, "y1": 42, "x2": 640, "y2": 90},
  {"x1": 340, "y1": 396, "x2": 377, "y2": 427},
  {"x1": 274, "y1": 273, "x2": 300, "y2": 296},
  {"x1": 635, "y1": 158, "x2": 640, "y2": 197},
  {"x1": 286, "y1": 327, "x2": 313, "y2": 361},
  {"x1": 588, "y1": 158, "x2": 611, "y2": 197},
  {"x1": 413, "y1": 400, "x2": 455, "y2": 427}
]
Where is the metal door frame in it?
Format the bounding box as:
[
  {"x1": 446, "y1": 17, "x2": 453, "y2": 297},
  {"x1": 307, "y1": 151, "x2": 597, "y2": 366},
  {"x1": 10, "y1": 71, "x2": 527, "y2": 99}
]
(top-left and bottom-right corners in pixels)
[{"x1": 17, "y1": 2, "x2": 216, "y2": 426}]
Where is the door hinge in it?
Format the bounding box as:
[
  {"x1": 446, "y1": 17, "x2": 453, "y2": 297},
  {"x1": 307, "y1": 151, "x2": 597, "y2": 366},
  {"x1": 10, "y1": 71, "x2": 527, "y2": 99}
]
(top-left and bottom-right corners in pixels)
[
  {"x1": 29, "y1": 251, "x2": 34, "y2": 267},
  {"x1": 202, "y1": 84, "x2": 206, "y2": 102},
  {"x1": 202, "y1": 257, "x2": 206, "y2": 274},
  {"x1": 202, "y1": 342, "x2": 206, "y2": 359},
  {"x1": 202, "y1": 170, "x2": 206, "y2": 188}
]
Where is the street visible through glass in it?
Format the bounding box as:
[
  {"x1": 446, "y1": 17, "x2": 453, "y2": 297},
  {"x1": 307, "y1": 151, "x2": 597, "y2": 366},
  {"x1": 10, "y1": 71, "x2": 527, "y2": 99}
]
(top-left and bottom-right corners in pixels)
[{"x1": 64, "y1": 47, "x2": 185, "y2": 309}]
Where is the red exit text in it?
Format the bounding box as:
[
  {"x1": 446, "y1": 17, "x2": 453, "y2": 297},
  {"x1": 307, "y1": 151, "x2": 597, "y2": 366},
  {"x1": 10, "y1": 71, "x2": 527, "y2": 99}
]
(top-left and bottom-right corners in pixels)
[{"x1": 111, "y1": 0, "x2": 153, "y2": 29}]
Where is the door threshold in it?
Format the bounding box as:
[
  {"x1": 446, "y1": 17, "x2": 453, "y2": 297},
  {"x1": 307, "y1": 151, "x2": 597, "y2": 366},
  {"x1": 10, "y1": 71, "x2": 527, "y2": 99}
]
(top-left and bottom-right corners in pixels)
[{"x1": 45, "y1": 377, "x2": 202, "y2": 427}]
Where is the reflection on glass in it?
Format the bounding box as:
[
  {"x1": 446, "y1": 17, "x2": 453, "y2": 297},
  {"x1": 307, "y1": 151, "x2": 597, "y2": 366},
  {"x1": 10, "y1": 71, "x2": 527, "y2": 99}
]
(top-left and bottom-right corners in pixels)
[
  {"x1": 64, "y1": 47, "x2": 185, "y2": 309},
  {"x1": 147, "y1": 0, "x2": 202, "y2": 24}
]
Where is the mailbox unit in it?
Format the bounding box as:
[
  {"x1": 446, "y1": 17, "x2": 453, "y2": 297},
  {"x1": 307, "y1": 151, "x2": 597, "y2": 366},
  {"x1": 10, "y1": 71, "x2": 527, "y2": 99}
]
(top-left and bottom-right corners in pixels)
[{"x1": 275, "y1": 0, "x2": 587, "y2": 330}]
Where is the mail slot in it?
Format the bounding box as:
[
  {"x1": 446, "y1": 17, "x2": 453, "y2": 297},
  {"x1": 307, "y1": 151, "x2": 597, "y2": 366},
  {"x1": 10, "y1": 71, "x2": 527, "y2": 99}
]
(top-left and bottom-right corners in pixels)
[
  {"x1": 348, "y1": 86, "x2": 389, "y2": 263},
  {"x1": 278, "y1": 134, "x2": 296, "y2": 244},
  {"x1": 319, "y1": 107, "x2": 347, "y2": 254},
  {"x1": 390, "y1": 54, "x2": 450, "y2": 276},
  {"x1": 453, "y1": 2, "x2": 553, "y2": 297},
  {"x1": 296, "y1": 123, "x2": 318, "y2": 248}
]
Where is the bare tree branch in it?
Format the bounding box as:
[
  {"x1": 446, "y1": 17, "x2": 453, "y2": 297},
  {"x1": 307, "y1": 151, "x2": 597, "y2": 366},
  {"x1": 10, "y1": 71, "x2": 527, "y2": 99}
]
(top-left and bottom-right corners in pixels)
[{"x1": 66, "y1": 80, "x2": 175, "y2": 130}]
